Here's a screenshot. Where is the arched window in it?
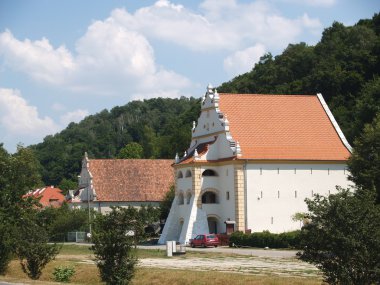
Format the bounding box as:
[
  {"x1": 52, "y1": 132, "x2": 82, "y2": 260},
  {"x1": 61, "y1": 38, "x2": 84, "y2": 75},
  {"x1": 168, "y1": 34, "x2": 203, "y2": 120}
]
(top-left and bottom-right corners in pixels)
[
  {"x1": 186, "y1": 192, "x2": 192, "y2": 204},
  {"x1": 202, "y1": 191, "x2": 218, "y2": 204},
  {"x1": 178, "y1": 192, "x2": 184, "y2": 205},
  {"x1": 202, "y1": 169, "x2": 218, "y2": 177},
  {"x1": 177, "y1": 171, "x2": 183, "y2": 179},
  {"x1": 185, "y1": 170, "x2": 192, "y2": 177}
]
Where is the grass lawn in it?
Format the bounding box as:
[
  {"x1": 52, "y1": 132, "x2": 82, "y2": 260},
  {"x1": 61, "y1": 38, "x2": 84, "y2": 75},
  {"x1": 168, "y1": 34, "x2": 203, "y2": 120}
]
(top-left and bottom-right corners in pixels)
[{"x1": 0, "y1": 244, "x2": 323, "y2": 285}]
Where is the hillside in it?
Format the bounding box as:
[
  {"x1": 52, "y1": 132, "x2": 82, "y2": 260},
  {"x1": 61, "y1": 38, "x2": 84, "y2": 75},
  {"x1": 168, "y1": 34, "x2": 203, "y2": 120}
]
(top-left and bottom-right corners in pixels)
[
  {"x1": 30, "y1": 13, "x2": 380, "y2": 189},
  {"x1": 30, "y1": 97, "x2": 201, "y2": 188}
]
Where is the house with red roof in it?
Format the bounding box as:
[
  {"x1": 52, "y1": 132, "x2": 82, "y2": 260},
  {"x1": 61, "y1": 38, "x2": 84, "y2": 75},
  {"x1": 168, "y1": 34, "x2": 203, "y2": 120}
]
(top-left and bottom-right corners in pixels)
[
  {"x1": 69, "y1": 154, "x2": 174, "y2": 213},
  {"x1": 24, "y1": 186, "x2": 65, "y2": 208},
  {"x1": 159, "y1": 85, "x2": 352, "y2": 244}
]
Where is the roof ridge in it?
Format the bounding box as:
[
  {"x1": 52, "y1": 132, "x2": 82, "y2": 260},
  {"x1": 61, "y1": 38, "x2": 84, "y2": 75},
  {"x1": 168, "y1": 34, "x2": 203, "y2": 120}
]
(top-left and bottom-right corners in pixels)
[{"x1": 219, "y1": 93, "x2": 316, "y2": 97}]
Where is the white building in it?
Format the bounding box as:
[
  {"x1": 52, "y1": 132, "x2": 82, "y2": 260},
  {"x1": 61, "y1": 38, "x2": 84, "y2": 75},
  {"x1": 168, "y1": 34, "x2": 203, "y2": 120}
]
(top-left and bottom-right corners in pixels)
[
  {"x1": 68, "y1": 153, "x2": 174, "y2": 213},
  {"x1": 159, "y1": 85, "x2": 352, "y2": 244}
]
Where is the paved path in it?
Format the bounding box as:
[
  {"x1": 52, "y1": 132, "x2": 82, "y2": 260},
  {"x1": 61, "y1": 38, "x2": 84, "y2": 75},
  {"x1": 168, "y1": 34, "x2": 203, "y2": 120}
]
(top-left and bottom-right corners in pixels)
[{"x1": 138, "y1": 244, "x2": 299, "y2": 258}]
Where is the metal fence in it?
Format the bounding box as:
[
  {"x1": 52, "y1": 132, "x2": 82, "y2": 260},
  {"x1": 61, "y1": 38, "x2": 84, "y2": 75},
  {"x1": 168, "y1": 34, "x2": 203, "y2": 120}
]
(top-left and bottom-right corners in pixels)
[{"x1": 67, "y1": 231, "x2": 86, "y2": 242}]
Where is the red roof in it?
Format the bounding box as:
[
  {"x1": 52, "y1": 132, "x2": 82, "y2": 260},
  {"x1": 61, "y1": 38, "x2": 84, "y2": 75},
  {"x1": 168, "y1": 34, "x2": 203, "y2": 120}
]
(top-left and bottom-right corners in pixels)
[
  {"x1": 88, "y1": 159, "x2": 174, "y2": 202},
  {"x1": 218, "y1": 94, "x2": 351, "y2": 161},
  {"x1": 24, "y1": 186, "x2": 65, "y2": 207}
]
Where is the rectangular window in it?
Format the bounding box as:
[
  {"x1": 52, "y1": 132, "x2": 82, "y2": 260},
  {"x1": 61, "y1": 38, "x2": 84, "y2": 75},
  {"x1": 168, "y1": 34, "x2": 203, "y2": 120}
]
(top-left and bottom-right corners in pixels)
[
  {"x1": 294, "y1": 168, "x2": 297, "y2": 174},
  {"x1": 328, "y1": 168, "x2": 330, "y2": 175},
  {"x1": 271, "y1": 217, "x2": 274, "y2": 224},
  {"x1": 260, "y1": 168, "x2": 262, "y2": 175},
  {"x1": 226, "y1": 191, "x2": 230, "y2": 200},
  {"x1": 277, "y1": 191, "x2": 280, "y2": 198},
  {"x1": 277, "y1": 168, "x2": 280, "y2": 174},
  {"x1": 311, "y1": 190, "x2": 314, "y2": 197},
  {"x1": 311, "y1": 168, "x2": 313, "y2": 174},
  {"x1": 295, "y1": 191, "x2": 297, "y2": 198},
  {"x1": 260, "y1": 191, "x2": 263, "y2": 199}
]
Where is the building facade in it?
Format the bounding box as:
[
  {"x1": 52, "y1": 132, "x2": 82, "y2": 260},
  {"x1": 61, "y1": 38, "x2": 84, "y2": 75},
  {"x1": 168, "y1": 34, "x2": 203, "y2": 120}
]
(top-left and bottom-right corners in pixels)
[
  {"x1": 69, "y1": 154, "x2": 174, "y2": 213},
  {"x1": 159, "y1": 85, "x2": 352, "y2": 244}
]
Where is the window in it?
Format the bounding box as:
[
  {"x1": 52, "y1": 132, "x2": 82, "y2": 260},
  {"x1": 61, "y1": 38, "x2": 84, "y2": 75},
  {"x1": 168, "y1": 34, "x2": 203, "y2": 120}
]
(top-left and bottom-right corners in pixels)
[
  {"x1": 261, "y1": 191, "x2": 263, "y2": 198},
  {"x1": 271, "y1": 217, "x2": 274, "y2": 224},
  {"x1": 202, "y1": 169, "x2": 218, "y2": 176},
  {"x1": 186, "y1": 192, "x2": 192, "y2": 204},
  {"x1": 260, "y1": 168, "x2": 262, "y2": 175},
  {"x1": 278, "y1": 191, "x2": 280, "y2": 198},
  {"x1": 277, "y1": 168, "x2": 280, "y2": 174},
  {"x1": 202, "y1": 191, "x2": 218, "y2": 204},
  {"x1": 177, "y1": 171, "x2": 183, "y2": 179},
  {"x1": 185, "y1": 170, "x2": 192, "y2": 177},
  {"x1": 295, "y1": 191, "x2": 297, "y2": 198},
  {"x1": 178, "y1": 192, "x2": 184, "y2": 205},
  {"x1": 226, "y1": 191, "x2": 230, "y2": 200},
  {"x1": 294, "y1": 168, "x2": 297, "y2": 174}
]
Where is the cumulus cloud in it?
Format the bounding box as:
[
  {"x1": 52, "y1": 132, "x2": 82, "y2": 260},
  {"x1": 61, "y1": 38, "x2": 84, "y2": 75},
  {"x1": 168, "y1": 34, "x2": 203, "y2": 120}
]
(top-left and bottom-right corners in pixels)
[
  {"x1": 0, "y1": 30, "x2": 75, "y2": 84},
  {"x1": 0, "y1": 0, "x2": 322, "y2": 97},
  {"x1": 285, "y1": 0, "x2": 336, "y2": 7},
  {"x1": 111, "y1": 0, "x2": 322, "y2": 51},
  {"x1": 60, "y1": 109, "x2": 89, "y2": 126},
  {"x1": 0, "y1": 20, "x2": 191, "y2": 98},
  {"x1": 0, "y1": 88, "x2": 59, "y2": 136},
  {"x1": 224, "y1": 44, "x2": 266, "y2": 77}
]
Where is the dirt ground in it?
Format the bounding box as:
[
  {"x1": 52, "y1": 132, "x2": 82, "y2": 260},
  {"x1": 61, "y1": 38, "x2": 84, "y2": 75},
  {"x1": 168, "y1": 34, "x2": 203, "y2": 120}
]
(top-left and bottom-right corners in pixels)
[{"x1": 68, "y1": 246, "x2": 320, "y2": 279}]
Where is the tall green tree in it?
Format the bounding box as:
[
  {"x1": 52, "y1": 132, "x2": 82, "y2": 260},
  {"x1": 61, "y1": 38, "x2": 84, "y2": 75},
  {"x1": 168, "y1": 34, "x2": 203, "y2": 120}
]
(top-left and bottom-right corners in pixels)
[
  {"x1": 117, "y1": 142, "x2": 143, "y2": 159},
  {"x1": 0, "y1": 144, "x2": 43, "y2": 274},
  {"x1": 92, "y1": 207, "x2": 138, "y2": 285},
  {"x1": 298, "y1": 188, "x2": 380, "y2": 284},
  {"x1": 348, "y1": 112, "x2": 380, "y2": 202}
]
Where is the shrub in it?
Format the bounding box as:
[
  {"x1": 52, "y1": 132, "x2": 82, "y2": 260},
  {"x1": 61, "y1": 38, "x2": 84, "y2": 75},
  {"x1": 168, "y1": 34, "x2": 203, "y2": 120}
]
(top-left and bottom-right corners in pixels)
[
  {"x1": 92, "y1": 207, "x2": 138, "y2": 285},
  {"x1": 229, "y1": 230, "x2": 301, "y2": 249},
  {"x1": 53, "y1": 266, "x2": 75, "y2": 282}
]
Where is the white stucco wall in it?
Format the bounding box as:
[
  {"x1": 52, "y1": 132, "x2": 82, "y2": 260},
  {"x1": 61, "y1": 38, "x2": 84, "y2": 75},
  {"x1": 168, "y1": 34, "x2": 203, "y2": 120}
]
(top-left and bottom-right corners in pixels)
[{"x1": 245, "y1": 163, "x2": 352, "y2": 233}]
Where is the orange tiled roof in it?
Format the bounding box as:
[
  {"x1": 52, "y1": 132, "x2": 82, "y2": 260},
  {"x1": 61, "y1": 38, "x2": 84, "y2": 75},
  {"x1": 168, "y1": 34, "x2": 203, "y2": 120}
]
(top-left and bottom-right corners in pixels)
[
  {"x1": 89, "y1": 159, "x2": 174, "y2": 202},
  {"x1": 24, "y1": 186, "x2": 65, "y2": 207},
  {"x1": 218, "y1": 94, "x2": 351, "y2": 161}
]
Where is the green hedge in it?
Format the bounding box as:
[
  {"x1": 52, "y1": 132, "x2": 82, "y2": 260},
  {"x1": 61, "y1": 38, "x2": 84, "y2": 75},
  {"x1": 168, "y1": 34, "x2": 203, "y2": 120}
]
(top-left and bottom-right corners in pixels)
[{"x1": 229, "y1": 230, "x2": 301, "y2": 249}]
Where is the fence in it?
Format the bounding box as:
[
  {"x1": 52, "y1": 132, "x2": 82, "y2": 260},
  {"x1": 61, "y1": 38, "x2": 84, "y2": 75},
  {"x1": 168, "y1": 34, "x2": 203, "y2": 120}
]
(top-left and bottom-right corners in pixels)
[{"x1": 67, "y1": 232, "x2": 86, "y2": 242}]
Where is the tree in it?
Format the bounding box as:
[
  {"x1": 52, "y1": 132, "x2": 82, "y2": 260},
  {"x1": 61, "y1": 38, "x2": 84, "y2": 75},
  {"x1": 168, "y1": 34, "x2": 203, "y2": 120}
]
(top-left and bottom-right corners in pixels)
[
  {"x1": 298, "y1": 188, "x2": 380, "y2": 284},
  {"x1": 348, "y1": 112, "x2": 380, "y2": 202},
  {"x1": 92, "y1": 207, "x2": 138, "y2": 285},
  {"x1": 117, "y1": 142, "x2": 143, "y2": 159},
  {"x1": 0, "y1": 144, "x2": 43, "y2": 274},
  {"x1": 15, "y1": 213, "x2": 60, "y2": 280}
]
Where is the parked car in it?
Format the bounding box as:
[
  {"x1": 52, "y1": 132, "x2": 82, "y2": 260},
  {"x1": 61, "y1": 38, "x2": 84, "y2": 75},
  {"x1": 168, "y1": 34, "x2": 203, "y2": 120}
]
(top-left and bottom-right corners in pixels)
[{"x1": 190, "y1": 234, "x2": 219, "y2": 248}]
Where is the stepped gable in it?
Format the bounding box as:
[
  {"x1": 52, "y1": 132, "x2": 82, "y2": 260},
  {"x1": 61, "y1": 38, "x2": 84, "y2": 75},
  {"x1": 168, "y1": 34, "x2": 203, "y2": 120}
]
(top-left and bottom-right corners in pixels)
[
  {"x1": 88, "y1": 159, "x2": 174, "y2": 202},
  {"x1": 217, "y1": 93, "x2": 351, "y2": 161}
]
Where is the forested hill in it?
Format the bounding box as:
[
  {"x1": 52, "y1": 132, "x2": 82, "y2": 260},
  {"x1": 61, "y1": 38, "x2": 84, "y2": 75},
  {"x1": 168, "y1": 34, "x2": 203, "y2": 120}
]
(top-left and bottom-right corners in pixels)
[
  {"x1": 31, "y1": 97, "x2": 201, "y2": 188},
  {"x1": 219, "y1": 13, "x2": 380, "y2": 143},
  {"x1": 31, "y1": 13, "x2": 379, "y2": 189}
]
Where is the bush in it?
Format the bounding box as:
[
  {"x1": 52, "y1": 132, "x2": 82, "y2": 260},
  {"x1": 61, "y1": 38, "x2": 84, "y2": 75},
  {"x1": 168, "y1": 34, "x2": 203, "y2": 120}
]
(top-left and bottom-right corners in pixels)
[
  {"x1": 53, "y1": 266, "x2": 75, "y2": 282},
  {"x1": 229, "y1": 230, "x2": 301, "y2": 249}
]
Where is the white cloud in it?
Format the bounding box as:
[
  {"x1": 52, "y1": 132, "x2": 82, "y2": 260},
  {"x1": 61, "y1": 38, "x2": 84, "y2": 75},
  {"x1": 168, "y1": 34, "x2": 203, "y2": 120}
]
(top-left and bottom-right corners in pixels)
[
  {"x1": 60, "y1": 109, "x2": 89, "y2": 126},
  {"x1": 0, "y1": 0, "x2": 322, "y2": 98},
  {"x1": 0, "y1": 30, "x2": 75, "y2": 84},
  {"x1": 285, "y1": 0, "x2": 336, "y2": 7},
  {"x1": 111, "y1": 0, "x2": 322, "y2": 52},
  {"x1": 224, "y1": 44, "x2": 266, "y2": 77},
  {"x1": 0, "y1": 88, "x2": 59, "y2": 136},
  {"x1": 0, "y1": 22, "x2": 191, "y2": 98}
]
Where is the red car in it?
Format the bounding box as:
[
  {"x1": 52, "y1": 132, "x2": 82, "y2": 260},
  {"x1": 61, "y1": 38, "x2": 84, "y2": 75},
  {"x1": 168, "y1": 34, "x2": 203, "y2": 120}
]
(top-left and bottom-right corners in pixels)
[{"x1": 190, "y1": 234, "x2": 219, "y2": 248}]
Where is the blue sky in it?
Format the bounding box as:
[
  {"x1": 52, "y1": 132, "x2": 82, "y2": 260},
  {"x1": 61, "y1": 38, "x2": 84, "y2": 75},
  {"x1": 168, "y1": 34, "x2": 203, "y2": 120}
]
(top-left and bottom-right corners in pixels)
[{"x1": 0, "y1": 0, "x2": 379, "y2": 152}]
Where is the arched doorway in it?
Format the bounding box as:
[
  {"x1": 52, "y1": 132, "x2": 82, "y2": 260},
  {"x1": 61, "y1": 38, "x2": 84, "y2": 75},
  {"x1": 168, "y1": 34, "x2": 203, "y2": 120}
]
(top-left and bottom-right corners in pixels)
[{"x1": 207, "y1": 216, "x2": 218, "y2": 234}]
